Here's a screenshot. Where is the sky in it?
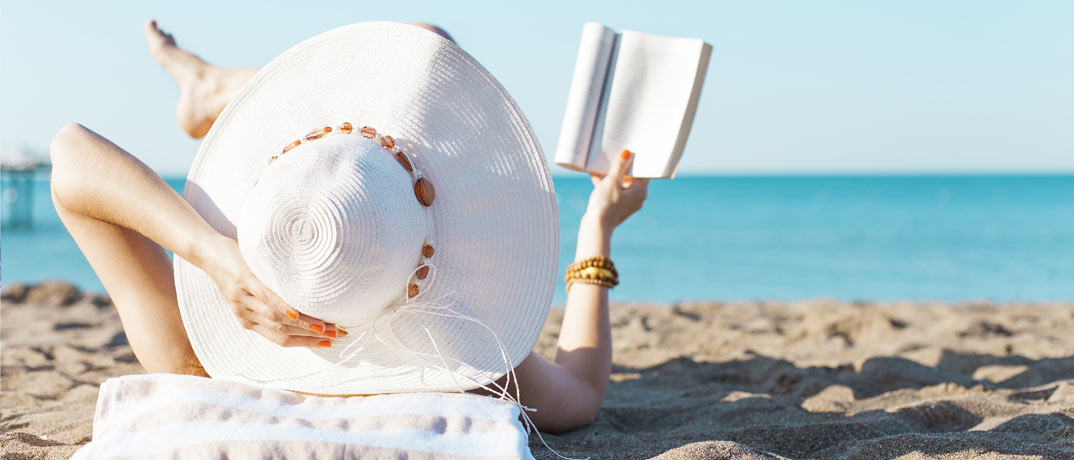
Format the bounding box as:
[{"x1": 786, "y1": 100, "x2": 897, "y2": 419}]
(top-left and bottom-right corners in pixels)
[{"x1": 2, "y1": 0, "x2": 1073, "y2": 176}]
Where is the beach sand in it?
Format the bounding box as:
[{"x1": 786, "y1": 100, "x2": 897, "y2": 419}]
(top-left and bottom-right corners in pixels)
[{"x1": 3, "y1": 282, "x2": 1073, "y2": 459}]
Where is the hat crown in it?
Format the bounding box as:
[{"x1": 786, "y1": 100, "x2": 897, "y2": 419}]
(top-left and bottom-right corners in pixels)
[{"x1": 237, "y1": 134, "x2": 427, "y2": 326}]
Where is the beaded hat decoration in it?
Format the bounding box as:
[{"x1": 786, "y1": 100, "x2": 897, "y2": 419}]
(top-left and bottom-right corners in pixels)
[{"x1": 174, "y1": 22, "x2": 559, "y2": 395}]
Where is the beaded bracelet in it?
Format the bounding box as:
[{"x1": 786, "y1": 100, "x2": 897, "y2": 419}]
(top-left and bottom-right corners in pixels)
[
  {"x1": 566, "y1": 256, "x2": 618, "y2": 277},
  {"x1": 567, "y1": 255, "x2": 616, "y2": 271},
  {"x1": 566, "y1": 277, "x2": 619, "y2": 292},
  {"x1": 565, "y1": 256, "x2": 619, "y2": 292},
  {"x1": 566, "y1": 266, "x2": 619, "y2": 280},
  {"x1": 575, "y1": 267, "x2": 615, "y2": 278}
]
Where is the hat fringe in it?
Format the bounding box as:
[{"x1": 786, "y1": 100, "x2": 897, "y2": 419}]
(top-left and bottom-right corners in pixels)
[{"x1": 389, "y1": 300, "x2": 586, "y2": 460}]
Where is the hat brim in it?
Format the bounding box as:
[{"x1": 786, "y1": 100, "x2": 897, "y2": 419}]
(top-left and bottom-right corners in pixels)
[{"x1": 175, "y1": 22, "x2": 558, "y2": 394}]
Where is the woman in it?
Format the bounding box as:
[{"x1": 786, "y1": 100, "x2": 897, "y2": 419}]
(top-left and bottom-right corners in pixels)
[{"x1": 49, "y1": 20, "x2": 648, "y2": 434}]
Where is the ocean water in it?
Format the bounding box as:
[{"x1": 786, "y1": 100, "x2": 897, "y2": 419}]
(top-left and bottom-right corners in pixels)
[{"x1": 3, "y1": 174, "x2": 1074, "y2": 304}]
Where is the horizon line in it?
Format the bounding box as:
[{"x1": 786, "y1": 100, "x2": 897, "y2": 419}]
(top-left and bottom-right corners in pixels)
[
  {"x1": 150, "y1": 170, "x2": 1074, "y2": 179},
  {"x1": 8, "y1": 169, "x2": 1074, "y2": 179}
]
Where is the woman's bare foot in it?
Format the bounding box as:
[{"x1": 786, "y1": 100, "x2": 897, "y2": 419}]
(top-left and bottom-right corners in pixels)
[
  {"x1": 144, "y1": 20, "x2": 453, "y2": 139},
  {"x1": 144, "y1": 20, "x2": 256, "y2": 139}
]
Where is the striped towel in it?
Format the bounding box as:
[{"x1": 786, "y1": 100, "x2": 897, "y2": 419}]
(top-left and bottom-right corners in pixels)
[{"x1": 71, "y1": 374, "x2": 535, "y2": 459}]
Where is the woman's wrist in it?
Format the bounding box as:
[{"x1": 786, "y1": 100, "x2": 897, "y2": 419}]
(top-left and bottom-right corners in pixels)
[
  {"x1": 188, "y1": 232, "x2": 231, "y2": 275},
  {"x1": 575, "y1": 213, "x2": 613, "y2": 260},
  {"x1": 581, "y1": 210, "x2": 616, "y2": 233}
]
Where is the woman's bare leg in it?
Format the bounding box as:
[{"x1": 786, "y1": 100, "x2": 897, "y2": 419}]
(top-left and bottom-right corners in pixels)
[
  {"x1": 145, "y1": 20, "x2": 457, "y2": 139},
  {"x1": 50, "y1": 123, "x2": 206, "y2": 375},
  {"x1": 144, "y1": 20, "x2": 257, "y2": 139}
]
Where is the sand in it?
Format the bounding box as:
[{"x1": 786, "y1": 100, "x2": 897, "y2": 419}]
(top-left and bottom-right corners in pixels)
[{"x1": 3, "y1": 282, "x2": 1074, "y2": 459}]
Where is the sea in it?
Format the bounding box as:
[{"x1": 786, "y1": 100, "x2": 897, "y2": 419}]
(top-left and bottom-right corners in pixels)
[{"x1": 3, "y1": 174, "x2": 1074, "y2": 305}]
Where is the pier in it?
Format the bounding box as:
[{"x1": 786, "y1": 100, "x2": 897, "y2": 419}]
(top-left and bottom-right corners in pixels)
[{"x1": 2, "y1": 146, "x2": 49, "y2": 230}]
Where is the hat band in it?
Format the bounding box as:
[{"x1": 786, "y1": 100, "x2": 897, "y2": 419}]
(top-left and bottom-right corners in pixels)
[{"x1": 271, "y1": 123, "x2": 437, "y2": 209}]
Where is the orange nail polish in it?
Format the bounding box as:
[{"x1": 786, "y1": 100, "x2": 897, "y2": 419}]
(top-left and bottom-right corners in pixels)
[
  {"x1": 338, "y1": 329, "x2": 349, "y2": 337},
  {"x1": 310, "y1": 324, "x2": 324, "y2": 334},
  {"x1": 317, "y1": 340, "x2": 331, "y2": 348},
  {"x1": 285, "y1": 311, "x2": 298, "y2": 321},
  {"x1": 325, "y1": 329, "x2": 337, "y2": 338},
  {"x1": 620, "y1": 149, "x2": 632, "y2": 159}
]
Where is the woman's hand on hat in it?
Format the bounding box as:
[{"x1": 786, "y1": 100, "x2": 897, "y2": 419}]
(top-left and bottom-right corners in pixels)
[
  {"x1": 198, "y1": 235, "x2": 343, "y2": 348},
  {"x1": 585, "y1": 149, "x2": 650, "y2": 231}
]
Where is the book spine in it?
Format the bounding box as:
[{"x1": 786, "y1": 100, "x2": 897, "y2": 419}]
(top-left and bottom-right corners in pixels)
[{"x1": 554, "y1": 23, "x2": 617, "y2": 170}]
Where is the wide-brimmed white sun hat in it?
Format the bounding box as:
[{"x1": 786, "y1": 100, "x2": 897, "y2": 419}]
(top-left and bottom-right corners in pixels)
[{"x1": 174, "y1": 21, "x2": 558, "y2": 395}]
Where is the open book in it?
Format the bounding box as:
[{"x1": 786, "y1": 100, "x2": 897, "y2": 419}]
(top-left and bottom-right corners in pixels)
[{"x1": 554, "y1": 23, "x2": 712, "y2": 179}]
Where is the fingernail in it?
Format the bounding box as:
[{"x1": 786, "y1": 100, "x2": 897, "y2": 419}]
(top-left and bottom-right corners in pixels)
[
  {"x1": 325, "y1": 329, "x2": 337, "y2": 338},
  {"x1": 338, "y1": 329, "x2": 349, "y2": 337},
  {"x1": 285, "y1": 311, "x2": 298, "y2": 321},
  {"x1": 310, "y1": 324, "x2": 324, "y2": 334},
  {"x1": 317, "y1": 340, "x2": 331, "y2": 348},
  {"x1": 620, "y1": 149, "x2": 632, "y2": 159}
]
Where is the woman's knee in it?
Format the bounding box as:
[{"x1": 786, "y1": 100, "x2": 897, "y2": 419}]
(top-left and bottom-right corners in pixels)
[
  {"x1": 49, "y1": 122, "x2": 93, "y2": 205},
  {"x1": 49, "y1": 122, "x2": 91, "y2": 163}
]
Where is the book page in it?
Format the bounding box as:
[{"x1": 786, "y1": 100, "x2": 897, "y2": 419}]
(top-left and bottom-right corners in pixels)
[
  {"x1": 586, "y1": 31, "x2": 709, "y2": 178},
  {"x1": 668, "y1": 42, "x2": 712, "y2": 178},
  {"x1": 553, "y1": 23, "x2": 617, "y2": 171}
]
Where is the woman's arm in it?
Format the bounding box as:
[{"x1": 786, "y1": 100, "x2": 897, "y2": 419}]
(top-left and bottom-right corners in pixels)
[
  {"x1": 512, "y1": 150, "x2": 649, "y2": 433},
  {"x1": 49, "y1": 123, "x2": 339, "y2": 346}
]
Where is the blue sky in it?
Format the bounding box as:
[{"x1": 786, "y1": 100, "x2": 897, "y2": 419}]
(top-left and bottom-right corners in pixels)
[{"x1": 2, "y1": 0, "x2": 1072, "y2": 176}]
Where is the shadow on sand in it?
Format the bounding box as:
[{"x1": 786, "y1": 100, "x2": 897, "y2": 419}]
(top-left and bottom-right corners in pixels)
[{"x1": 534, "y1": 352, "x2": 1074, "y2": 459}]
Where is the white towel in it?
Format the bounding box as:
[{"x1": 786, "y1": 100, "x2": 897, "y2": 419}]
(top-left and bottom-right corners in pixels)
[{"x1": 72, "y1": 374, "x2": 535, "y2": 459}]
